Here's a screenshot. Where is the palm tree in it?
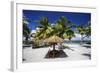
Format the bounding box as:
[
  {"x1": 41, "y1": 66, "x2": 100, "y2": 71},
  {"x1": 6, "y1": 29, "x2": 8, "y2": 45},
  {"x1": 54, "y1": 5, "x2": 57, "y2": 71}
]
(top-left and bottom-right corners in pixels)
[
  {"x1": 77, "y1": 25, "x2": 86, "y2": 44},
  {"x1": 52, "y1": 16, "x2": 75, "y2": 49},
  {"x1": 55, "y1": 16, "x2": 75, "y2": 39},
  {"x1": 63, "y1": 29, "x2": 75, "y2": 41},
  {"x1": 55, "y1": 16, "x2": 71, "y2": 38},
  {"x1": 85, "y1": 21, "x2": 91, "y2": 38},
  {"x1": 34, "y1": 16, "x2": 55, "y2": 47},
  {"x1": 34, "y1": 16, "x2": 50, "y2": 39},
  {"x1": 23, "y1": 16, "x2": 30, "y2": 44}
]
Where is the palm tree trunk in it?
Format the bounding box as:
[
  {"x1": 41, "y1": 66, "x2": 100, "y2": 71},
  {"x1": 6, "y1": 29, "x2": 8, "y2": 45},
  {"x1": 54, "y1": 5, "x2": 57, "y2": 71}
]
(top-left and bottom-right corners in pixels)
[
  {"x1": 25, "y1": 36, "x2": 29, "y2": 44},
  {"x1": 52, "y1": 44, "x2": 56, "y2": 58},
  {"x1": 25, "y1": 36, "x2": 28, "y2": 41},
  {"x1": 81, "y1": 35, "x2": 83, "y2": 45},
  {"x1": 69, "y1": 38, "x2": 71, "y2": 42},
  {"x1": 53, "y1": 44, "x2": 55, "y2": 50}
]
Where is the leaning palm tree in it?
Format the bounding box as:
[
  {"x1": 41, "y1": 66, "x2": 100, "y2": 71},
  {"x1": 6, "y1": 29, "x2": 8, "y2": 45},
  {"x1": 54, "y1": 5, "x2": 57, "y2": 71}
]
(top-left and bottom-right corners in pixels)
[
  {"x1": 34, "y1": 16, "x2": 50, "y2": 39},
  {"x1": 33, "y1": 16, "x2": 55, "y2": 48}
]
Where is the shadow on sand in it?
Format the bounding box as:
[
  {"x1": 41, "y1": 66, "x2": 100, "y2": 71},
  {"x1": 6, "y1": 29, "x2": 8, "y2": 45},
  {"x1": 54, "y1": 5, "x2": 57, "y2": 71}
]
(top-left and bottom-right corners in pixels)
[
  {"x1": 81, "y1": 53, "x2": 91, "y2": 59},
  {"x1": 82, "y1": 45, "x2": 91, "y2": 48},
  {"x1": 58, "y1": 45, "x2": 74, "y2": 51},
  {"x1": 45, "y1": 50, "x2": 68, "y2": 58}
]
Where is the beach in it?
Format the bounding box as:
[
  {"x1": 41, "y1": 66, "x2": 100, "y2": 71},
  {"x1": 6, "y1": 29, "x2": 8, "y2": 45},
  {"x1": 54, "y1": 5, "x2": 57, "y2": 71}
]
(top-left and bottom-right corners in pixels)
[
  {"x1": 22, "y1": 43, "x2": 91, "y2": 63},
  {"x1": 22, "y1": 10, "x2": 91, "y2": 63}
]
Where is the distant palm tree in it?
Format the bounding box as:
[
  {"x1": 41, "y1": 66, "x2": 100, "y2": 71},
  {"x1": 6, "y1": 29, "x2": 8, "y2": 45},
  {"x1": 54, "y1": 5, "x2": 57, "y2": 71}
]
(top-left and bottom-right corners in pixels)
[
  {"x1": 85, "y1": 21, "x2": 91, "y2": 38},
  {"x1": 63, "y1": 29, "x2": 75, "y2": 41},
  {"x1": 76, "y1": 21, "x2": 91, "y2": 45},
  {"x1": 77, "y1": 25, "x2": 86, "y2": 44},
  {"x1": 23, "y1": 16, "x2": 30, "y2": 44}
]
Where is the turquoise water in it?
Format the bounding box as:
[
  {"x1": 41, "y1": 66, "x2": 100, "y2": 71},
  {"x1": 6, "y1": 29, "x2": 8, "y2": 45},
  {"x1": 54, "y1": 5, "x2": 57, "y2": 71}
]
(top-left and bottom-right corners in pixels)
[{"x1": 64, "y1": 40, "x2": 91, "y2": 45}]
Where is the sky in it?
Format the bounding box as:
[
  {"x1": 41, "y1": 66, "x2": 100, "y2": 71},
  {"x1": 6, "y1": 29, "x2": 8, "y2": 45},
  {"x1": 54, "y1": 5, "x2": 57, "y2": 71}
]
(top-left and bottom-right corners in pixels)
[{"x1": 23, "y1": 10, "x2": 91, "y2": 31}]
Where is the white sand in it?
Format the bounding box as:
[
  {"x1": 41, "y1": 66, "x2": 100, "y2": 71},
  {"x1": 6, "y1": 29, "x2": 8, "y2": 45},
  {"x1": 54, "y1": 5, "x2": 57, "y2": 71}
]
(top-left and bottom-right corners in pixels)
[{"x1": 22, "y1": 44, "x2": 91, "y2": 63}]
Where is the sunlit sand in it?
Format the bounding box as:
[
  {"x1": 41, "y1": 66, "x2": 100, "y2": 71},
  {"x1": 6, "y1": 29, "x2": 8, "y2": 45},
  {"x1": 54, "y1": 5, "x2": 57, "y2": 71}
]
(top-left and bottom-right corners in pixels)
[{"x1": 22, "y1": 43, "x2": 91, "y2": 63}]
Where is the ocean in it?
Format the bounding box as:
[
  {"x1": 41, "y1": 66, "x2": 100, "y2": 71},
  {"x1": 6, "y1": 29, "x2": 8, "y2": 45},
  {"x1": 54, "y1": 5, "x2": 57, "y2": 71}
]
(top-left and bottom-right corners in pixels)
[{"x1": 64, "y1": 40, "x2": 91, "y2": 45}]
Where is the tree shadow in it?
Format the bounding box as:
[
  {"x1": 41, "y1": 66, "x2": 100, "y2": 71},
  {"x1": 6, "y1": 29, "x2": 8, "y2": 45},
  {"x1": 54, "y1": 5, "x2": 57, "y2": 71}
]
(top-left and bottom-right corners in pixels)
[
  {"x1": 22, "y1": 58, "x2": 26, "y2": 61},
  {"x1": 81, "y1": 53, "x2": 91, "y2": 59},
  {"x1": 23, "y1": 45, "x2": 31, "y2": 49},
  {"x1": 45, "y1": 49, "x2": 68, "y2": 58},
  {"x1": 82, "y1": 45, "x2": 91, "y2": 48},
  {"x1": 58, "y1": 45, "x2": 74, "y2": 51}
]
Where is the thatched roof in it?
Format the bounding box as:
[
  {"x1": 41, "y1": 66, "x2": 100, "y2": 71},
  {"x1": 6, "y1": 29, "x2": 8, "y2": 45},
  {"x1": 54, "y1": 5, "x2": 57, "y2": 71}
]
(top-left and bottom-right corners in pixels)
[{"x1": 44, "y1": 35, "x2": 64, "y2": 43}]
